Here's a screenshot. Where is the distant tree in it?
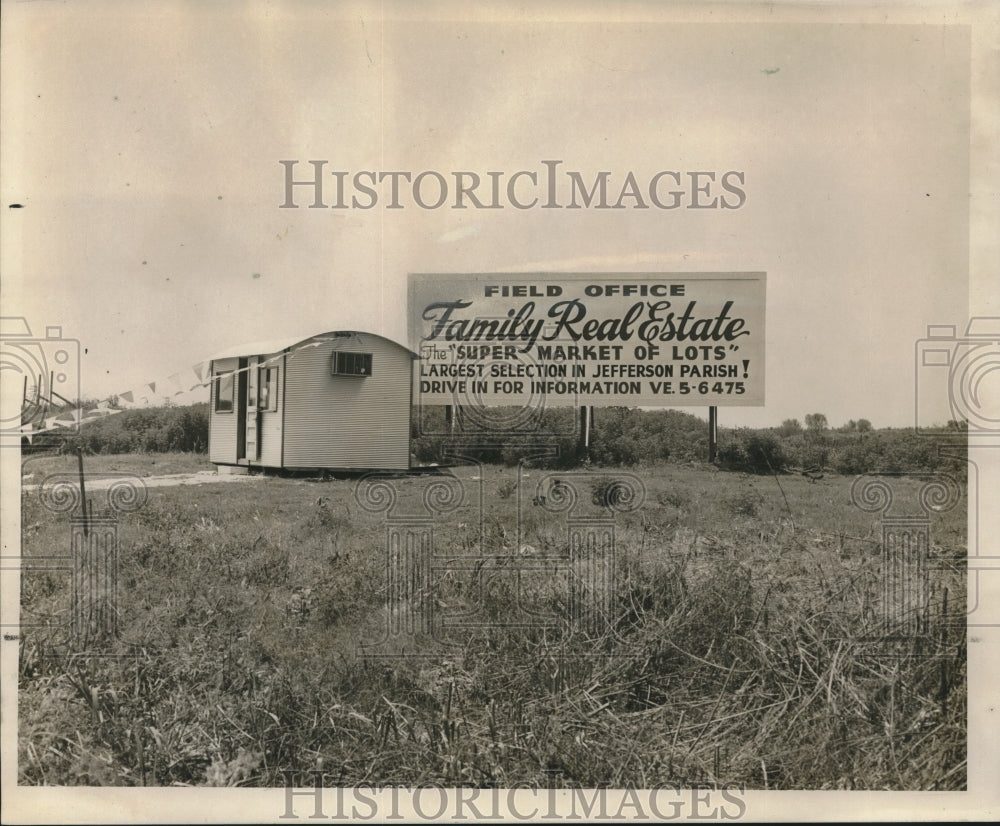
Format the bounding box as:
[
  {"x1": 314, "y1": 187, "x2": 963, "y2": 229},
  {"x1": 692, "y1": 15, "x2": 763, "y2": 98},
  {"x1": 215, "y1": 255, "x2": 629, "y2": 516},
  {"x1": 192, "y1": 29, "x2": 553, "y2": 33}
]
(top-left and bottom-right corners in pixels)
[
  {"x1": 778, "y1": 418, "x2": 802, "y2": 437},
  {"x1": 716, "y1": 429, "x2": 787, "y2": 474},
  {"x1": 947, "y1": 419, "x2": 968, "y2": 431},
  {"x1": 804, "y1": 413, "x2": 828, "y2": 432},
  {"x1": 842, "y1": 419, "x2": 858, "y2": 433},
  {"x1": 856, "y1": 419, "x2": 872, "y2": 433}
]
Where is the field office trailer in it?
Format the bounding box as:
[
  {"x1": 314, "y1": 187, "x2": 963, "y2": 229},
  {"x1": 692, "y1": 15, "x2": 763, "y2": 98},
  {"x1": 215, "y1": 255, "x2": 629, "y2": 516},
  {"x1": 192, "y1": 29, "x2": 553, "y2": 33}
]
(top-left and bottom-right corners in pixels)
[{"x1": 208, "y1": 330, "x2": 417, "y2": 472}]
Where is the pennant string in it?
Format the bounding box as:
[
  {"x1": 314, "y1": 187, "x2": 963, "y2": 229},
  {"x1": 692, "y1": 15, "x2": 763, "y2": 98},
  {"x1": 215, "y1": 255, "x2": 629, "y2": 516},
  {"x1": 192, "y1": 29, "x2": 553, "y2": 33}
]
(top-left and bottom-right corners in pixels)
[{"x1": 22, "y1": 334, "x2": 375, "y2": 435}]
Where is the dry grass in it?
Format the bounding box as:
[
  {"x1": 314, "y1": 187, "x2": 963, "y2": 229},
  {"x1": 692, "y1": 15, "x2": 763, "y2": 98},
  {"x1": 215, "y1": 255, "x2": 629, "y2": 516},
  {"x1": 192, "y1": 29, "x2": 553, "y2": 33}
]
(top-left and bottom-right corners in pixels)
[
  {"x1": 18, "y1": 457, "x2": 966, "y2": 788},
  {"x1": 21, "y1": 450, "x2": 211, "y2": 481}
]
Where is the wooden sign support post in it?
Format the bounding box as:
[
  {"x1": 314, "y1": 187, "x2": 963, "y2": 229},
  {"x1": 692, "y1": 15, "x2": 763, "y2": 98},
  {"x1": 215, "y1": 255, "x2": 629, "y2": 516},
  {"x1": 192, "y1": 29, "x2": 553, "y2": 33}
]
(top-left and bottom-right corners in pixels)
[
  {"x1": 708, "y1": 406, "x2": 718, "y2": 463},
  {"x1": 578, "y1": 406, "x2": 592, "y2": 456}
]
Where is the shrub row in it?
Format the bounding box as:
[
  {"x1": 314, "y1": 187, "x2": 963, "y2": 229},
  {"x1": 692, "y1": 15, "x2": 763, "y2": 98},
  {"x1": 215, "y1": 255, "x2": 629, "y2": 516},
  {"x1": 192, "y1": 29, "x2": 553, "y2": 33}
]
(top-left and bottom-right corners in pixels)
[
  {"x1": 717, "y1": 427, "x2": 965, "y2": 476},
  {"x1": 414, "y1": 406, "x2": 965, "y2": 476},
  {"x1": 51, "y1": 403, "x2": 210, "y2": 455},
  {"x1": 411, "y1": 406, "x2": 708, "y2": 469},
  {"x1": 35, "y1": 401, "x2": 965, "y2": 477}
]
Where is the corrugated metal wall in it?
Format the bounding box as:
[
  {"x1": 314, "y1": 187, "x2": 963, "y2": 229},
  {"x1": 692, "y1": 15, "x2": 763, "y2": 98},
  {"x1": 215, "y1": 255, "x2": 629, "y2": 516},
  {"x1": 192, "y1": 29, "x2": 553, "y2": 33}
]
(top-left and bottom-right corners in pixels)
[
  {"x1": 282, "y1": 333, "x2": 412, "y2": 469},
  {"x1": 209, "y1": 357, "x2": 239, "y2": 464}
]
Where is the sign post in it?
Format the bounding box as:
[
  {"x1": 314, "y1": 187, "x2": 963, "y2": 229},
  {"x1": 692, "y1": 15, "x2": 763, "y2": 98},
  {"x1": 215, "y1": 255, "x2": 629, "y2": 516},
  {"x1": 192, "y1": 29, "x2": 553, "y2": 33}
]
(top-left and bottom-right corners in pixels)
[
  {"x1": 578, "y1": 405, "x2": 592, "y2": 455},
  {"x1": 708, "y1": 406, "x2": 718, "y2": 463}
]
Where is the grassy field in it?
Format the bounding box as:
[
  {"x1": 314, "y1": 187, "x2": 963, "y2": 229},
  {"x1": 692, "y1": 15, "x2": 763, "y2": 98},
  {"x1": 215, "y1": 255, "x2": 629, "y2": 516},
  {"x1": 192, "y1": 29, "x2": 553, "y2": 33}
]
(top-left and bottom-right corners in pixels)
[
  {"x1": 18, "y1": 453, "x2": 966, "y2": 789},
  {"x1": 21, "y1": 450, "x2": 212, "y2": 481}
]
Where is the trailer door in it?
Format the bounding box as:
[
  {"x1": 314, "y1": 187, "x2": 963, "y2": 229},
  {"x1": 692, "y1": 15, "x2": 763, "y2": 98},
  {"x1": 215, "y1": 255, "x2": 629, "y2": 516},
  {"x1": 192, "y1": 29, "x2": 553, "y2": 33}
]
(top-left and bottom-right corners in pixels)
[{"x1": 244, "y1": 356, "x2": 260, "y2": 462}]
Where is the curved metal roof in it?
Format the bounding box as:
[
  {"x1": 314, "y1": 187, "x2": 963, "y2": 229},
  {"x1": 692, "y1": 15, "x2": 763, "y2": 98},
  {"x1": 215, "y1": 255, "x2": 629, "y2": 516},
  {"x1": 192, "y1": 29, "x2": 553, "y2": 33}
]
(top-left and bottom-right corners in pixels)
[{"x1": 208, "y1": 330, "x2": 417, "y2": 362}]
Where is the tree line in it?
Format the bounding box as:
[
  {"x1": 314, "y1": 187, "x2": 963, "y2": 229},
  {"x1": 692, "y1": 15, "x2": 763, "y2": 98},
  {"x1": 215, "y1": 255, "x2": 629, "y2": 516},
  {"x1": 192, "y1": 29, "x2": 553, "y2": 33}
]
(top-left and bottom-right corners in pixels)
[{"x1": 29, "y1": 402, "x2": 965, "y2": 477}]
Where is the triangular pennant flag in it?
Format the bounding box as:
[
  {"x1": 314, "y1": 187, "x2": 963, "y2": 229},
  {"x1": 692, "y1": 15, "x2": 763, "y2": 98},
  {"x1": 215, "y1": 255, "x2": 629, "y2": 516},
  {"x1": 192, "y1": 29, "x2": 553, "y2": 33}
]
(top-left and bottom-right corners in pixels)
[
  {"x1": 119, "y1": 390, "x2": 134, "y2": 404},
  {"x1": 192, "y1": 361, "x2": 207, "y2": 381}
]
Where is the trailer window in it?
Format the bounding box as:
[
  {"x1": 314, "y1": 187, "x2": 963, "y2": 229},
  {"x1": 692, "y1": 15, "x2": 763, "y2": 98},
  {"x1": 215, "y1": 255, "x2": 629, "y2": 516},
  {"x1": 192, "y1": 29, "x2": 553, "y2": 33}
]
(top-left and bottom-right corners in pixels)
[
  {"x1": 331, "y1": 352, "x2": 372, "y2": 377},
  {"x1": 259, "y1": 367, "x2": 279, "y2": 411},
  {"x1": 214, "y1": 372, "x2": 234, "y2": 412}
]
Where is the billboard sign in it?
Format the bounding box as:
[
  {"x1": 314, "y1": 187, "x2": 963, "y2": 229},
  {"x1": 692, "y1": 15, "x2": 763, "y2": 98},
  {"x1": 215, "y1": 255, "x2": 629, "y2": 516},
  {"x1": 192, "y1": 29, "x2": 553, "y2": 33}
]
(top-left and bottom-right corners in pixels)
[{"x1": 408, "y1": 272, "x2": 765, "y2": 408}]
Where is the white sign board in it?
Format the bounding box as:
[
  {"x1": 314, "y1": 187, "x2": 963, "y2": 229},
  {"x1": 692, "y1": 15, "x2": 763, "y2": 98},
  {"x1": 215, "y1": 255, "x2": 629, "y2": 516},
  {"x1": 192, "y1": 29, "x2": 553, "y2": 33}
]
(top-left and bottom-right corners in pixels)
[{"x1": 409, "y1": 273, "x2": 766, "y2": 409}]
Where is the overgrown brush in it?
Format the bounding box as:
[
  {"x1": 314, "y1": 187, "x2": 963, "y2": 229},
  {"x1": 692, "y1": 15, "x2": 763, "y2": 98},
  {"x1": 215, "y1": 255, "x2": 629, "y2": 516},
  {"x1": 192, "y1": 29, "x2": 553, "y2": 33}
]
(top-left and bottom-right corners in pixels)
[
  {"x1": 51, "y1": 404, "x2": 210, "y2": 455},
  {"x1": 19, "y1": 466, "x2": 966, "y2": 789}
]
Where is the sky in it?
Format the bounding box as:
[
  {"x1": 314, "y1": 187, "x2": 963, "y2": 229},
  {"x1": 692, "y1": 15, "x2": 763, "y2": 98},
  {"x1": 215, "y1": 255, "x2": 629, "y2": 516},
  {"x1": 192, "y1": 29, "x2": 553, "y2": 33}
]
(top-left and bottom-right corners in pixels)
[{"x1": 1, "y1": 1, "x2": 995, "y2": 430}]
